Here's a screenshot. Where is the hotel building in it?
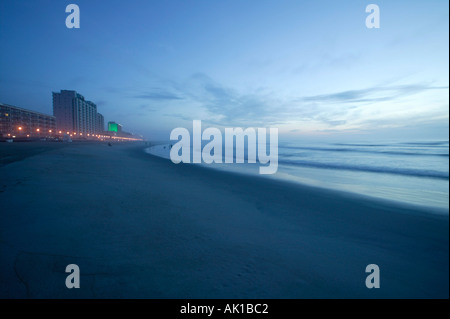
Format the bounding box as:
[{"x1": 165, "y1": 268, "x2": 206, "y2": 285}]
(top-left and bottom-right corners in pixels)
[
  {"x1": 52, "y1": 90, "x2": 105, "y2": 136},
  {"x1": 0, "y1": 102, "x2": 56, "y2": 138},
  {"x1": 96, "y1": 113, "x2": 105, "y2": 135}
]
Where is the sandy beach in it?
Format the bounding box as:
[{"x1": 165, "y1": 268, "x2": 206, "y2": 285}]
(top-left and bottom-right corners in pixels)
[{"x1": 0, "y1": 142, "x2": 448, "y2": 298}]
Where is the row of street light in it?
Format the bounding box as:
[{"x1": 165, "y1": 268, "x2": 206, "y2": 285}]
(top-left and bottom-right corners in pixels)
[{"x1": 9, "y1": 126, "x2": 142, "y2": 141}]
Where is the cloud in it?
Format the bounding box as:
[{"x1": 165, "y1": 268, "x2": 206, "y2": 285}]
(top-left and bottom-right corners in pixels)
[
  {"x1": 139, "y1": 104, "x2": 158, "y2": 112},
  {"x1": 324, "y1": 120, "x2": 347, "y2": 126},
  {"x1": 300, "y1": 84, "x2": 448, "y2": 104},
  {"x1": 134, "y1": 88, "x2": 183, "y2": 101},
  {"x1": 184, "y1": 76, "x2": 448, "y2": 129},
  {"x1": 102, "y1": 85, "x2": 183, "y2": 101},
  {"x1": 163, "y1": 113, "x2": 193, "y2": 122},
  {"x1": 129, "y1": 72, "x2": 449, "y2": 133},
  {"x1": 179, "y1": 73, "x2": 279, "y2": 126},
  {"x1": 292, "y1": 52, "x2": 361, "y2": 75}
]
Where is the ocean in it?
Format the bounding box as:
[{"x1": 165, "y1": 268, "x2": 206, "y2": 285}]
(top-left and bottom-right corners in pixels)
[{"x1": 146, "y1": 139, "x2": 449, "y2": 211}]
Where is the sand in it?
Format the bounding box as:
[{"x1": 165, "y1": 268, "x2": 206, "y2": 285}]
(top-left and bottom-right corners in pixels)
[{"x1": 0, "y1": 142, "x2": 448, "y2": 298}]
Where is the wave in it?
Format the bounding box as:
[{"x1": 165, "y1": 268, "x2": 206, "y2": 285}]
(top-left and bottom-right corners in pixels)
[
  {"x1": 279, "y1": 159, "x2": 449, "y2": 180},
  {"x1": 278, "y1": 145, "x2": 449, "y2": 157},
  {"x1": 333, "y1": 141, "x2": 449, "y2": 147},
  {"x1": 402, "y1": 141, "x2": 449, "y2": 146},
  {"x1": 332, "y1": 143, "x2": 389, "y2": 147}
]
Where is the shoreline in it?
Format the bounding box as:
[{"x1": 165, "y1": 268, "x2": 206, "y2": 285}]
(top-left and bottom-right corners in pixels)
[
  {"x1": 0, "y1": 142, "x2": 448, "y2": 298},
  {"x1": 143, "y1": 143, "x2": 449, "y2": 215}
]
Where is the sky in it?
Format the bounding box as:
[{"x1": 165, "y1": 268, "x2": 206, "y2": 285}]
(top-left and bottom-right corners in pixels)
[{"x1": 0, "y1": 0, "x2": 448, "y2": 141}]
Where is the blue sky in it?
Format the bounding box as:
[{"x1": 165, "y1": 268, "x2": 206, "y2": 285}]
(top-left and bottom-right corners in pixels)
[{"x1": 0, "y1": 0, "x2": 448, "y2": 140}]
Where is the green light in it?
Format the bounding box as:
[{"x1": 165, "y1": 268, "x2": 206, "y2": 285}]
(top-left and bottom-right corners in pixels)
[{"x1": 108, "y1": 122, "x2": 118, "y2": 132}]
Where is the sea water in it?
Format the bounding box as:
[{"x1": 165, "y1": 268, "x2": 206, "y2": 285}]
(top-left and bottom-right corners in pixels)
[{"x1": 146, "y1": 139, "x2": 449, "y2": 211}]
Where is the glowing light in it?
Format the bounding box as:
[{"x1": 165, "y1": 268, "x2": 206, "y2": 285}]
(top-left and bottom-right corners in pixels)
[
  {"x1": 59, "y1": 131, "x2": 62, "y2": 134},
  {"x1": 18, "y1": 127, "x2": 22, "y2": 131},
  {"x1": 36, "y1": 128, "x2": 40, "y2": 132},
  {"x1": 49, "y1": 130, "x2": 52, "y2": 133},
  {"x1": 67, "y1": 132, "x2": 69, "y2": 134},
  {"x1": 108, "y1": 122, "x2": 119, "y2": 132},
  {"x1": 27, "y1": 134, "x2": 30, "y2": 137}
]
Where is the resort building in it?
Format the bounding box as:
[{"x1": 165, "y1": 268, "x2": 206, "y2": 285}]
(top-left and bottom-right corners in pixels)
[
  {"x1": 96, "y1": 113, "x2": 105, "y2": 134},
  {"x1": 52, "y1": 90, "x2": 105, "y2": 136},
  {"x1": 0, "y1": 102, "x2": 56, "y2": 138}
]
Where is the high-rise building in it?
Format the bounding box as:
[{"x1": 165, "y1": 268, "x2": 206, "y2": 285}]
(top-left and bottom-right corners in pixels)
[
  {"x1": 96, "y1": 113, "x2": 105, "y2": 134},
  {"x1": 52, "y1": 90, "x2": 104, "y2": 135},
  {"x1": 0, "y1": 102, "x2": 56, "y2": 138}
]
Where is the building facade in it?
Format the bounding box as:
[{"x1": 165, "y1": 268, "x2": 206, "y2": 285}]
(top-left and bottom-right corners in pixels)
[
  {"x1": 0, "y1": 103, "x2": 56, "y2": 138},
  {"x1": 96, "y1": 113, "x2": 105, "y2": 134},
  {"x1": 52, "y1": 90, "x2": 104, "y2": 135}
]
